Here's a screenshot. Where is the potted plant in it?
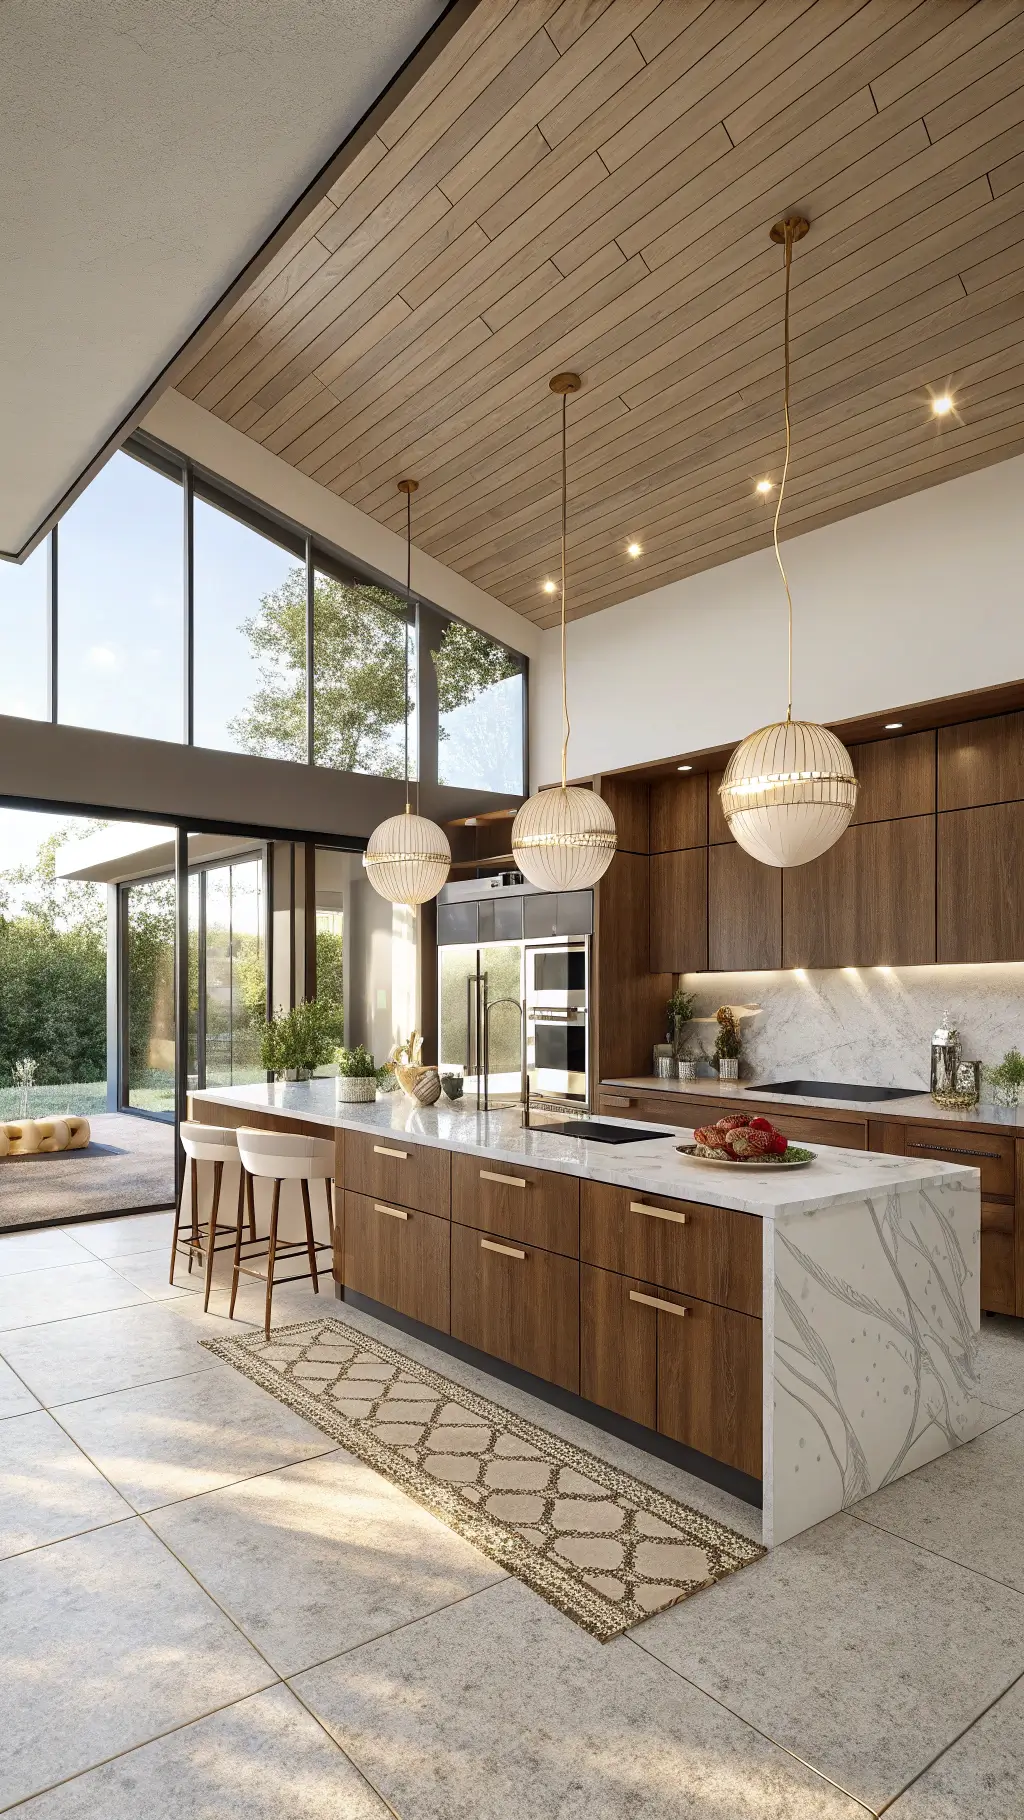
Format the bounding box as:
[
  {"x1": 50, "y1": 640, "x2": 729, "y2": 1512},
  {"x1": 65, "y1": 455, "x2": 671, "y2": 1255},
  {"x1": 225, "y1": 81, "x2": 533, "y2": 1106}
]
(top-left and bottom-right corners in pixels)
[
  {"x1": 260, "y1": 999, "x2": 340, "y2": 1080},
  {"x1": 984, "y1": 1047, "x2": 1024, "y2": 1107},
  {"x1": 335, "y1": 1044, "x2": 379, "y2": 1103},
  {"x1": 667, "y1": 988, "x2": 698, "y2": 1079},
  {"x1": 714, "y1": 1006, "x2": 742, "y2": 1081}
]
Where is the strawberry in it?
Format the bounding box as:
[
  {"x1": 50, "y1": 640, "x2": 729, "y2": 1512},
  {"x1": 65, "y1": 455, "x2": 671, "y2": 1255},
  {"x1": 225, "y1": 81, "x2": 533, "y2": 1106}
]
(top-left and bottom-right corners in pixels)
[
  {"x1": 772, "y1": 1132, "x2": 788, "y2": 1154},
  {"x1": 749, "y1": 1116, "x2": 777, "y2": 1134}
]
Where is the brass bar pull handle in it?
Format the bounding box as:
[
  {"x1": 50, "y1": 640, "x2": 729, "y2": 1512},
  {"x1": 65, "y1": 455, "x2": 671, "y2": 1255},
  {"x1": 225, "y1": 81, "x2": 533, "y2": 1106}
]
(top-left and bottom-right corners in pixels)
[
  {"x1": 480, "y1": 1169, "x2": 527, "y2": 1189},
  {"x1": 374, "y1": 1202, "x2": 409, "y2": 1221},
  {"x1": 480, "y1": 1237, "x2": 527, "y2": 1260},
  {"x1": 630, "y1": 1290, "x2": 688, "y2": 1317},
  {"x1": 630, "y1": 1200, "x2": 687, "y2": 1225},
  {"x1": 604, "y1": 1096, "x2": 634, "y2": 1107},
  {"x1": 374, "y1": 1145, "x2": 408, "y2": 1160}
]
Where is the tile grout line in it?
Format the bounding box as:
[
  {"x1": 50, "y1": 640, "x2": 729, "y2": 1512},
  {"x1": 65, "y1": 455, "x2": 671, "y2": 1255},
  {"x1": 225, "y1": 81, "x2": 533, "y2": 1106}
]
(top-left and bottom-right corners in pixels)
[
  {"x1": 849, "y1": 1501, "x2": 1024, "y2": 1602},
  {"x1": 874, "y1": 1661, "x2": 1024, "y2": 1814}
]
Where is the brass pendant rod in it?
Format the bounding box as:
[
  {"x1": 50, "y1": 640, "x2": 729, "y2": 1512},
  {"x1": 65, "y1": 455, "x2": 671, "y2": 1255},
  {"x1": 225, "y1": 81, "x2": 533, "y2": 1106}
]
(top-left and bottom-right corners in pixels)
[
  {"x1": 560, "y1": 387, "x2": 569, "y2": 792},
  {"x1": 771, "y1": 219, "x2": 804, "y2": 725},
  {"x1": 397, "y1": 478, "x2": 419, "y2": 814}
]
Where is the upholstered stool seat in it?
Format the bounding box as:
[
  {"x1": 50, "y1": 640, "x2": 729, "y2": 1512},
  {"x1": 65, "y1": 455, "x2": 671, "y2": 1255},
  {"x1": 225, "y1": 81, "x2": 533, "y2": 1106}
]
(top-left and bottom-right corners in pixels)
[
  {"x1": 231, "y1": 1128, "x2": 335, "y2": 1337},
  {"x1": 170, "y1": 1122, "x2": 251, "y2": 1311}
]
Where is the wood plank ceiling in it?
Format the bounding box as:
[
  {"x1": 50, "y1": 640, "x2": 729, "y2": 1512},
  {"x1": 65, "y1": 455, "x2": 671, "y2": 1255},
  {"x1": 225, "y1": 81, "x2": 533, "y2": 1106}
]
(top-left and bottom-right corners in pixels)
[{"x1": 176, "y1": 0, "x2": 1024, "y2": 629}]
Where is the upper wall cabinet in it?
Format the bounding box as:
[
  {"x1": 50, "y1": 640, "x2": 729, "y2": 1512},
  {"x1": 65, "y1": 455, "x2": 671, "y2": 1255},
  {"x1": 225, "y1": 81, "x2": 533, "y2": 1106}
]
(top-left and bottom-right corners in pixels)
[
  {"x1": 650, "y1": 848, "x2": 707, "y2": 973},
  {"x1": 598, "y1": 776, "x2": 650, "y2": 856},
  {"x1": 938, "y1": 713, "x2": 1024, "y2": 810},
  {"x1": 783, "y1": 816, "x2": 936, "y2": 969},
  {"x1": 650, "y1": 773, "x2": 707, "y2": 852},
  {"x1": 707, "y1": 769, "x2": 730, "y2": 845},
  {"x1": 938, "y1": 803, "x2": 1024, "y2": 962},
  {"x1": 848, "y1": 731, "x2": 935, "y2": 823},
  {"x1": 709, "y1": 845, "x2": 781, "y2": 972}
]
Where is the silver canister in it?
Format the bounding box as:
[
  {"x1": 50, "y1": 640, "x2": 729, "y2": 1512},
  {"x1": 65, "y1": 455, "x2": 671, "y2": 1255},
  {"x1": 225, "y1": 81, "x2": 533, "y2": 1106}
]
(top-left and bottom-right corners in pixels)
[
  {"x1": 654, "y1": 1051, "x2": 676, "y2": 1079},
  {"x1": 955, "y1": 1061, "x2": 981, "y2": 1105},
  {"x1": 930, "y1": 1013, "x2": 961, "y2": 1098}
]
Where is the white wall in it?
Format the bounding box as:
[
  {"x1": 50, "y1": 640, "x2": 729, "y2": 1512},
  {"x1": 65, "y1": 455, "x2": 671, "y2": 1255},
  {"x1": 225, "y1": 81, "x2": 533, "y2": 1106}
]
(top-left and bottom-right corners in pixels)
[
  {"x1": 144, "y1": 391, "x2": 540, "y2": 663},
  {"x1": 533, "y1": 454, "x2": 1024, "y2": 784}
]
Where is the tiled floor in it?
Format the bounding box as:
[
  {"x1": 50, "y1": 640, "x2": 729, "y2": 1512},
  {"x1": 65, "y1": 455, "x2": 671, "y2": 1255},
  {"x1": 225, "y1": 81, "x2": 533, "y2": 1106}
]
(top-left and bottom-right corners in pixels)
[{"x1": 0, "y1": 1211, "x2": 1022, "y2": 1816}]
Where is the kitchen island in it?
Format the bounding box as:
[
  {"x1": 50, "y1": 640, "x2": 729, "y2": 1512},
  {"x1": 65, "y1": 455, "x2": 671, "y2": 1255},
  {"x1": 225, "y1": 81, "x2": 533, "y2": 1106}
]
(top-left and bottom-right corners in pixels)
[{"x1": 191, "y1": 1082, "x2": 982, "y2": 1547}]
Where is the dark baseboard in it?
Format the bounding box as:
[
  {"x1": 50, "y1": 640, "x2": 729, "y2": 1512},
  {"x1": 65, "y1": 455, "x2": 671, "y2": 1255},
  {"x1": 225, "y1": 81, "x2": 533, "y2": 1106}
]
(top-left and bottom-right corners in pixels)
[{"x1": 338, "y1": 1284, "x2": 762, "y2": 1510}]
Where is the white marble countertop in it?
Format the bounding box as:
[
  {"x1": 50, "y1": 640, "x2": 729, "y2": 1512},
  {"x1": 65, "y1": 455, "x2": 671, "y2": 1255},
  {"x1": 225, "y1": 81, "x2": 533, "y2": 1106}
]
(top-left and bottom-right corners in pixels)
[
  {"x1": 602, "y1": 1074, "x2": 1024, "y2": 1131},
  {"x1": 191, "y1": 1081, "x2": 974, "y2": 1221}
]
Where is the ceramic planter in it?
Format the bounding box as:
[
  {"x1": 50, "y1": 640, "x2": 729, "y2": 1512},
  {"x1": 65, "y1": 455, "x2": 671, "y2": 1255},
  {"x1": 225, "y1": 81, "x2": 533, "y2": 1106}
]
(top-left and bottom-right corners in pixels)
[
  {"x1": 336, "y1": 1076, "x2": 377, "y2": 1103},
  {"x1": 718, "y1": 1058, "x2": 740, "y2": 1081}
]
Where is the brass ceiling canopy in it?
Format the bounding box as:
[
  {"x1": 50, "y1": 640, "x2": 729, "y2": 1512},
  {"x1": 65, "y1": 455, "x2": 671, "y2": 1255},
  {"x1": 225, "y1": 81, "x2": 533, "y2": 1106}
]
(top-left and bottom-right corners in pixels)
[
  {"x1": 548, "y1": 373, "x2": 582, "y2": 395},
  {"x1": 769, "y1": 214, "x2": 810, "y2": 246}
]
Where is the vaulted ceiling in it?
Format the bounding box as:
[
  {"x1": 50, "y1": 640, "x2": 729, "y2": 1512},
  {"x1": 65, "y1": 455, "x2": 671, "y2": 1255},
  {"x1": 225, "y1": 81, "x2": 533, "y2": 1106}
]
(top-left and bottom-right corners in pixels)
[{"x1": 174, "y1": 0, "x2": 1024, "y2": 627}]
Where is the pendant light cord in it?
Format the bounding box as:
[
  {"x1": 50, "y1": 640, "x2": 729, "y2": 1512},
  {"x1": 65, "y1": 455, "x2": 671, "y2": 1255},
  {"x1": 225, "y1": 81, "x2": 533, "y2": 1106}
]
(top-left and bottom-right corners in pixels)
[
  {"x1": 560, "y1": 388, "x2": 570, "y2": 792},
  {"x1": 774, "y1": 223, "x2": 796, "y2": 724},
  {"x1": 403, "y1": 486, "x2": 411, "y2": 813}
]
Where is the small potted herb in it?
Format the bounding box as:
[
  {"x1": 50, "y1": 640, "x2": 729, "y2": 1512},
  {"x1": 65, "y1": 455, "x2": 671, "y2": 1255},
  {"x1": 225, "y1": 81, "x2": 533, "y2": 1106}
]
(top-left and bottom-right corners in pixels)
[
  {"x1": 667, "y1": 988, "x2": 698, "y2": 1079},
  {"x1": 335, "y1": 1044, "x2": 379, "y2": 1103},
  {"x1": 714, "y1": 1006, "x2": 742, "y2": 1081},
  {"x1": 260, "y1": 999, "x2": 341, "y2": 1080},
  {"x1": 984, "y1": 1047, "x2": 1024, "y2": 1107}
]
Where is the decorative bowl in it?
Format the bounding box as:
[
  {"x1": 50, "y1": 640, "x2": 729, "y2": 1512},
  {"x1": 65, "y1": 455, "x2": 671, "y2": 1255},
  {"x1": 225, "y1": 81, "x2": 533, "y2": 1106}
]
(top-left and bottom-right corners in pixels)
[
  {"x1": 395, "y1": 1064, "x2": 442, "y2": 1106},
  {"x1": 676, "y1": 1143, "x2": 815, "y2": 1170}
]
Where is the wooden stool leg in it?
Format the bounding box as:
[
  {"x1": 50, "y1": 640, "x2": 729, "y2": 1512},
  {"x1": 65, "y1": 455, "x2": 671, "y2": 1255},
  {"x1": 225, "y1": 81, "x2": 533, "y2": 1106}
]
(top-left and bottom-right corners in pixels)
[
  {"x1": 202, "y1": 1160, "x2": 223, "y2": 1313},
  {"x1": 169, "y1": 1167, "x2": 187, "y2": 1285},
  {"x1": 247, "y1": 1169, "x2": 257, "y2": 1241},
  {"x1": 325, "y1": 1177, "x2": 335, "y2": 1247},
  {"x1": 264, "y1": 1181, "x2": 281, "y2": 1339},
  {"x1": 228, "y1": 1167, "x2": 247, "y2": 1320},
  {"x1": 188, "y1": 1157, "x2": 200, "y2": 1274},
  {"x1": 301, "y1": 1178, "x2": 319, "y2": 1294}
]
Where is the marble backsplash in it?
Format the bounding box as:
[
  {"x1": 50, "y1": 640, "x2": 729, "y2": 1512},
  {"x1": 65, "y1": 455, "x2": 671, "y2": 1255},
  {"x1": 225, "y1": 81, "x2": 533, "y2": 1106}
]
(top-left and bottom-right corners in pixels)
[{"x1": 679, "y1": 964, "x2": 1024, "y2": 1096}]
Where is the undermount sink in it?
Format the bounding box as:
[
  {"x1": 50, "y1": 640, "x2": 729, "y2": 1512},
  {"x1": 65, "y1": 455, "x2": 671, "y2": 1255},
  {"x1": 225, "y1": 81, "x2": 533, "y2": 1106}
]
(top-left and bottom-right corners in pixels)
[{"x1": 754, "y1": 1080, "x2": 920, "y2": 1103}]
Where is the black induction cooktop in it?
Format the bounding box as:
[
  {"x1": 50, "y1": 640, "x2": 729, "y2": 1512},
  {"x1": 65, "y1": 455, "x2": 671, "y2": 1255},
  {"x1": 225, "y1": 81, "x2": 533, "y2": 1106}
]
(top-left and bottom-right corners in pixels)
[
  {"x1": 542, "y1": 1120, "x2": 668, "y2": 1144},
  {"x1": 755, "y1": 1080, "x2": 920, "y2": 1102}
]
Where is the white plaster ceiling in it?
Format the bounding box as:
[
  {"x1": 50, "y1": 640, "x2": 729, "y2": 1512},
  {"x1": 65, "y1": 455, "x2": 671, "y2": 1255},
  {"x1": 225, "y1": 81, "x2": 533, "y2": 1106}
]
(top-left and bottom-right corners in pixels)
[{"x1": 0, "y1": 0, "x2": 448, "y2": 557}]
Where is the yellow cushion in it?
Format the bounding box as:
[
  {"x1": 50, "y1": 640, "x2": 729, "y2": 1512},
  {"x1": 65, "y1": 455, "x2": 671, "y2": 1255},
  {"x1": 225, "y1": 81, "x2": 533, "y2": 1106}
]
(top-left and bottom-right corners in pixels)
[
  {"x1": 64, "y1": 1117, "x2": 91, "y2": 1149},
  {"x1": 35, "y1": 1120, "x2": 70, "y2": 1153},
  {"x1": 6, "y1": 1121, "x2": 41, "y2": 1155}
]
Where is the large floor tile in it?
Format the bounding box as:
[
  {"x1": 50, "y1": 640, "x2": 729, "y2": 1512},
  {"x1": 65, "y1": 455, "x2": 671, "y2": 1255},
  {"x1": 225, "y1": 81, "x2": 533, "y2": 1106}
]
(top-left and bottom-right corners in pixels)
[
  {"x1": 0, "y1": 1409, "x2": 130, "y2": 1557},
  {"x1": 108, "y1": 1250, "x2": 194, "y2": 1302},
  {"x1": 0, "y1": 1354, "x2": 39, "y2": 1421},
  {"x1": 150, "y1": 1449, "x2": 506, "y2": 1675},
  {"x1": 56, "y1": 1362, "x2": 335, "y2": 1511},
  {"x1": 0, "y1": 1300, "x2": 219, "y2": 1405},
  {"x1": 854, "y1": 1413, "x2": 1024, "y2": 1593},
  {"x1": 976, "y1": 1315, "x2": 1024, "y2": 1416},
  {"x1": 886, "y1": 1673, "x2": 1024, "y2": 1818},
  {"x1": 12, "y1": 1684, "x2": 391, "y2": 1819},
  {"x1": 635, "y1": 1511, "x2": 1024, "y2": 1811},
  {"x1": 0, "y1": 1519, "x2": 271, "y2": 1809},
  {"x1": 0, "y1": 1258, "x2": 148, "y2": 1332},
  {"x1": 293, "y1": 1577, "x2": 868, "y2": 1820},
  {"x1": 0, "y1": 1229, "x2": 94, "y2": 1276},
  {"x1": 68, "y1": 1210, "x2": 176, "y2": 1260}
]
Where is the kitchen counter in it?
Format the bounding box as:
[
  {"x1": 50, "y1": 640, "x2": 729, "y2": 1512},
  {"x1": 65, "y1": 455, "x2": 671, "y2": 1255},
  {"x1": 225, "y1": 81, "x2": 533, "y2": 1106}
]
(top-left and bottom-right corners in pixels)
[
  {"x1": 192, "y1": 1080, "x2": 982, "y2": 1548},
  {"x1": 602, "y1": 1073, "x2": 1024, "y2": 1131}
]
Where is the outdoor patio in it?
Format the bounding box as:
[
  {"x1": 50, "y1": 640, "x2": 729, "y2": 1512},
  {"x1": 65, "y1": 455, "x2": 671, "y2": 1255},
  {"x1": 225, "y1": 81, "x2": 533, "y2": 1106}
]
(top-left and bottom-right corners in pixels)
[{"x1": 0, "y1": 1114, "x2": 174, "y2": 1230}]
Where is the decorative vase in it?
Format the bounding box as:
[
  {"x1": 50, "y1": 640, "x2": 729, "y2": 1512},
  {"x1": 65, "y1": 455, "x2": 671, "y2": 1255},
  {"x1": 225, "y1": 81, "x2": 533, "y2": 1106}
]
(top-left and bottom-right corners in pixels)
[
  {"x1": 335, "y1": 1076, "x2": 377, "y2": 1103},
  {"x1": 718, "y1": 1058, "x2": 740, "y2": 1081},
  {"x1": 440, "y1": 1074, "x2": 464, "y2": 1101},
  {"x1": 280, "y1": 1067, "x2": 312, "y2": 1082},
  {"x1": 395, "y1": 1064, "x2": 442, "y2": 1106},
  {"x1": 676, "y1": 1059, "x2": 697, "y2": 1081}
]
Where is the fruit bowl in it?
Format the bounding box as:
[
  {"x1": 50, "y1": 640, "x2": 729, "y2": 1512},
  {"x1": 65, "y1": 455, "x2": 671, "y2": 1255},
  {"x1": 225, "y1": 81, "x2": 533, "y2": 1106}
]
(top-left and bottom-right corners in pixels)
[
  {"x1": 676, "y1": 1143, "x2": 814, "y2": 1169},
  {"x1": 677, "y1": 1112, "x2": 815, "y2": 1167}
]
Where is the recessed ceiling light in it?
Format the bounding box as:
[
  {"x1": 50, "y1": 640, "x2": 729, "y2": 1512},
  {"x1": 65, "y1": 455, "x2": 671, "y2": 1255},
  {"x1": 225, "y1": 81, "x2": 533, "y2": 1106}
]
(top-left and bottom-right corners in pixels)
[
  {"x1": 755, "y1": 478, "x2": 774, "y2": 495},
  {"x1": 627, "y1": 541, "x2": 642, "y2": 558},
  {"x1": 932, "y1": 394, "x2": 954, "y2": 416},
  {"x1": 885, "y1": 721, "x2": 903, "y2": 730},
  {"x1": 677, "y1": 764, "x2": 693, "y2": 772},
  {"x1": 542, "y1": 579, "x2": 557, "y2": 594}
]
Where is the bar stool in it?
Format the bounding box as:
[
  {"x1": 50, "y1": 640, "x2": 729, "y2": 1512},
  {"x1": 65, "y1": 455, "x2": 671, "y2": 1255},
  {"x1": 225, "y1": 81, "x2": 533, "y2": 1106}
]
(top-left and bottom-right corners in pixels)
[
  {"x1": 231, "y1": 1128, "x2": 335, "y2": 1337},
  {"x1": 170, "y1": 1123, "x2": 253, "y2": 1312}
]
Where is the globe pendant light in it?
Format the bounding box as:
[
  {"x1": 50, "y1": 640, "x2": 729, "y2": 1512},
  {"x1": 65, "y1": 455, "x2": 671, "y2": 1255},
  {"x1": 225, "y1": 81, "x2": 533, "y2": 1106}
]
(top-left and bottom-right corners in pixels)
[
  {"x1": 719, "y1": 218, "x2": 857, "y2": 868},
  {"x1": 512, "y1": 374, "x2": 617, "y2": 891},
  {"x1": 363, "y1": 479, "x2": 452, "y2": 905}
]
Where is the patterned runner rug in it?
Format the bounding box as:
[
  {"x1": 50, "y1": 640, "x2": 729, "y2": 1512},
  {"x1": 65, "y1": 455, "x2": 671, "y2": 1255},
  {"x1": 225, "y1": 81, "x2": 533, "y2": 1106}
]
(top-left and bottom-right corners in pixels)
[{"x1": 203, "y1": 1316, "x2": 764, "y2": 1642}]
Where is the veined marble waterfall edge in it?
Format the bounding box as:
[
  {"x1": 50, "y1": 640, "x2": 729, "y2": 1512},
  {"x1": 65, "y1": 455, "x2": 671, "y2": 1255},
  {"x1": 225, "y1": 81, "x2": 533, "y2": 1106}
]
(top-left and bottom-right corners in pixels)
[{"x1": 767, "y1": 1172, "x2": 982, "y2": 1547}]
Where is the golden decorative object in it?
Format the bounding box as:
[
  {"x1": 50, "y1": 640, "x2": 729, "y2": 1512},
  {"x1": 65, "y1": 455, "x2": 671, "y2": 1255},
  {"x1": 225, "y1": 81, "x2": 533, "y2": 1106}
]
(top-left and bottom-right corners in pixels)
[{"x1": 395, "y1": 1064, "x2": 442, "y2": 1105}]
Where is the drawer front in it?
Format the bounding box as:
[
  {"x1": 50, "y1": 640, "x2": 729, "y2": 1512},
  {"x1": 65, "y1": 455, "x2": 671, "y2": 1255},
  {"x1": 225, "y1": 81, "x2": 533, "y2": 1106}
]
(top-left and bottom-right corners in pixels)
[
  {"x1": 981, "y1": 1199, "x2": 1016, "y2": 1316},
  {"x1": 656, "y1": 1288, "x2": 763, "y2": 1480},
  {"x1": 451, "y1": 1152, "x2": 579, "y2": 1258},
  {"x1": 771, "y1": 1110, "x2": 866, "y2": 1150},
  {"x1": 581, "y1": 1181, "x2": 761, "y2": 1317},
  {"x1": 598, "y1": 1092, "x2": 864, "y2": 1151},
  {"x1": 345, "y1": 1129, "x2": 451, "y2": 1217},
  {"x1": 580, "y1": 1264, "x2": 656, "y2": 1429},
  {"x1": 342, "y1": 1191, "x2": 450, "y2": 1332},
  {"x1": 903, "y1": 1124, "x2": 1013, "y2": 1197},
  {"x1": 451, "y1": 1220, "x2": 579, "y2": 1393},
  {"x1": 599, "y1": 1091, "x2": 691, "y2": 1128}
]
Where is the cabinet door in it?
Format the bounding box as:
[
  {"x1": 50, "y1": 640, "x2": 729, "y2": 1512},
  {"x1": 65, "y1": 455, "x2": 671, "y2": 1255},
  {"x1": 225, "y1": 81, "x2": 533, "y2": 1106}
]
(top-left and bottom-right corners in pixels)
[
  {"x1": 938, "y1": 712, "x2": 1024, "y2": 810},
  {"x1": 657, "y1": 1291, "x2": 762, "y2": 1479},
  {"x1": 343, "y1": 1191, "x2": 450, "y2": 1332},
  {"x1": 581, "y1": 1181, "x2": 761, "y2": 1317},
  {"x1": 580, "y1": 1264, "x2": 657, "y2": 1428},
  {"x1": 849, "y1": 731, "x2": 936, "y2": 823},
  {"x1": 981, "y1": 1200, "x2": 1016, "y2": 1317},
  {"x1": 708, "y1": 843, "x2": 782, "y2": 971},
  {"x1": 450, "y1": 1221, "x2": 579, "y2": 1392},
  {"x1": 650, "y1": 773, "x2": 707, "y2": 852},
  {"x1": 345, "y1": 1130, "x2": 451, "y2": 1218},
  {"x1": 938, "y1": 803, "x2": 1024, "y2": 962},
  {"x1": 783, "y1": 816, "x2": 935, "y2": 968},
  {"x1": 650, "y1": 848, "x2": 707, "y2": 972},
  {"x1": 555, "y1": 891, "x2": 594, "y2": 936},
  {"x1": 452, "y1": 1153, "x2": 579, "y2": 1258}
]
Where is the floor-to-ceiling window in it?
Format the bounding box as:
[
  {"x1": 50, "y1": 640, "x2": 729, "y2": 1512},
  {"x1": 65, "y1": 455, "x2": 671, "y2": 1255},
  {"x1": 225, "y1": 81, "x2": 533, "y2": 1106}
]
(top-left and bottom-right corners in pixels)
[
  {"x1": 433, "y1": 619, "x2": 525, "y2": 795},
  {"x1": 312, "y1": 562, "x2": 416, "y2": 779},
  {"x1": 123, "y1": 876, "x2": 176, "y2": 1115},
  {"x1": 193, "y1": 493, "x2": 303, "y2": 759},
  {"x1": 199, "y1": 855, "x2": 265, "y2": 1087}
]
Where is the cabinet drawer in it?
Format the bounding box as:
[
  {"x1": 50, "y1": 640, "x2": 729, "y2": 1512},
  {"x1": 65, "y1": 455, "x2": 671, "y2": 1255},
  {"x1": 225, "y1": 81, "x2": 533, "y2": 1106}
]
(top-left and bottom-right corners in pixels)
[
  {"x1": 581, "y1": 1181, "x2": 761, "y2": 1317},
  {"x1": 598, "y1": 1091, "x2": 689, "y2": 1128},
  {"x1": 903, "y1": 1125, "x2": 1013, "y2": 1197},
  {"x1": 451, "y1": 1153, "x2": 579, "y2": 1258},
  {"x1": 981, "y1": 1199, "x2": 1016, "y2": 1317},
  {"x1": 580, "y1": 1263, "x2": 656, "y2": 1429},
  {"x1": 769, "y1": 1110, "x2": 866, "y2": 1150},
  {"x1": 658, "y1": 1288, "x2": 762, "y2": 1480},
  {"x1": 345, "y1": 1129, "x2": 451, "y2": 1217},
  {"x1": 342, "y1": 1191, "x2": 450, "y2": 1332},
  {"x1": 451, "y1": 1220, "x2": 579, "y2": 1393}
]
